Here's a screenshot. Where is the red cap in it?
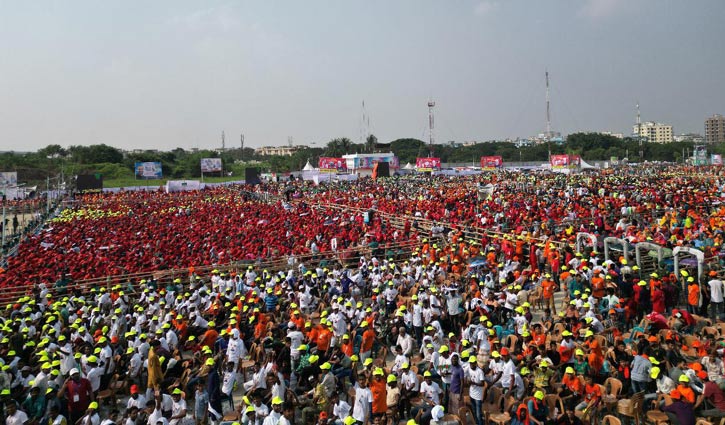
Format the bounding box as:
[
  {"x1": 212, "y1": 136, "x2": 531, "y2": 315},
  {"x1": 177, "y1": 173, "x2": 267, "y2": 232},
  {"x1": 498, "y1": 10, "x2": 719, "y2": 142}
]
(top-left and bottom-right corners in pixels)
[
  {"x1": 319, "y1": 412, "x2": 328, "y2": 420},
  {"x1": 130, "y1": 385, "x2": 139, "y2": 394},
  {"x1": 500, "y1": 347, "x2": 510, "y2": 356},
  {"x1": 111, "y1": 336, "x2": 119, "y2": 344}
]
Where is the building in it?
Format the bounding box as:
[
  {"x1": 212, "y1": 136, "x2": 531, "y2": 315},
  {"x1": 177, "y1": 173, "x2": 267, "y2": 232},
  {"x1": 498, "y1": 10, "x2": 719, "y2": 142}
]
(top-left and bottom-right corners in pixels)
[
  {"x1": 632, "y1": 121, "x2": 673, "y2": 143},
  {"x1": 254, "y1": 145, "x2": 308, "y2": 156},
  {"x1": 673, "y1": 133, "x2": 705, "y2": 143},
  {"x1": 705, "y1": 114, "x2": 725, "y2": 143}
]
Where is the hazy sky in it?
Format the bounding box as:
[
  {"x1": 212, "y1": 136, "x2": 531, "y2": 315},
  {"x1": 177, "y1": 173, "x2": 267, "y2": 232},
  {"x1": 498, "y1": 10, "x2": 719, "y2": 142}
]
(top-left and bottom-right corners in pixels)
[{"x1": 0, "y1": 0, "x2": 723, "y2": 151}]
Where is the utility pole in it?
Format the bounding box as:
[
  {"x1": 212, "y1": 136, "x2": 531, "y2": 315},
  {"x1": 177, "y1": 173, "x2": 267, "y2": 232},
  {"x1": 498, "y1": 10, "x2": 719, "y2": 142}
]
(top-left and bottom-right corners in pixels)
[
  {"x1": 428, "y1": 99, "x2": 435, "y2": 158},
  {"x1": 221, "y1": 131, "x2": 226, "y2": 151},
  {"x1": 240, "y1": 133, "x2": 245, "y2": 161},
  {"x1": 637, "y1": 101, "x2": 643, "y2": 160},
  {"x1": 545, "y1": 71, "x2": 552, "y2": 161}
]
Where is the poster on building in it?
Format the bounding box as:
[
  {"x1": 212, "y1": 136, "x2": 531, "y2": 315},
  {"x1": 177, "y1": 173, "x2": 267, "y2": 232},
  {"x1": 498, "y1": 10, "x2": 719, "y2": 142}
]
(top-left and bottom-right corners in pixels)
[
  {"x1": 134, "y1": 162, "x2": 163, "y2": 179},
  {"x1": 200, "y1": 158, "x2": 222, "y2": 173},
  {"x1": 550, "y1": 154, "x2": 570, "y2": 169},
  {"x1": 318, "y1": 157, "x2": 347, "y2": 173},
  {"x1": 416, "y1": 157, "x2": 441, "y2": 172},
  {"x1": 0, "y1": 172, "x2": 18, "y2": 186},
  {"x1": 480, "y1": 156, "x2": 503, "y2": 170},
  {"x1": 712, "y1": 154, "x2": 722, "y2": 166}
]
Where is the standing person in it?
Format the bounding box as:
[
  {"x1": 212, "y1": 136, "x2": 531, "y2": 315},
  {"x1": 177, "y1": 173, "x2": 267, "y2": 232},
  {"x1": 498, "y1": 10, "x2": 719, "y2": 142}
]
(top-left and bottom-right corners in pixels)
[
  {"x1": 58, "y1": 368, "x2": 93, "y2": 425},
  {"x1": 467, "y1": 357, "x2": 485, "y2": 425},
  {"x1": 351, "y1": 375, "x2": 372, "y2": 425},
  {"x1": 206, "y1": 359, "x2": 223, "y2": 424},
  {"x1": 448, "y1": 354, "x2": 464, "y2": 414},
  {"x1": 708, "y1": 271, "x2": 724, "y2": 321},
  {"x1": 147, "y1": 341, "x2": 164, "y2": 393},
  {"x1": 542, "y1": 275, "x2": 558, "y2": 315}
]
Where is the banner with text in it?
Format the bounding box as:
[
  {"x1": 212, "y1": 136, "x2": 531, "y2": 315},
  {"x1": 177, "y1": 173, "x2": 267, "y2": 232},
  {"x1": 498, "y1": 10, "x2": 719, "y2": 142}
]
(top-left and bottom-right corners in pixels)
[
  {"x1": 713, "y1": 154, "x2": 723, "y2": 166},
  {"x1": 480, "y1": 156, "x2": 503, "y2": 170},
  {"x1": 416, "y1": 157, "x2": 441, "y2": 172},
  {"x1": 200, "y1": 158, "x2": 222, "y2": 173},
  {"x1": 134, "y1": 162, "x2": 163, "y2": 179},
  {"x1": 318, "y1": 157, "x2": 348, "y2": 173},
  {"x1": 0, "y1": 172, "x2": 18, "y2": 186}
]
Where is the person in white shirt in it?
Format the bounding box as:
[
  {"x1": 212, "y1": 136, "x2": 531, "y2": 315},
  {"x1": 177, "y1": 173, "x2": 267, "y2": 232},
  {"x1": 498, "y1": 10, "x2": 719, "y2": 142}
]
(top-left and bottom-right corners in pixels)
[
  {"x1": 709, "y1": 274, "x2": 724, "y2": 320},
  {"x1": 467, "y1": 357, "x2": 485, "y2": 425},
  {"x1": 169, "y1": 389, "x2": 187, "y2": 425},
  {"x1": 127, "y1": 385, "x2": 147, "y2": 411},
  {"x1": 396, "y1": 327, "x2": 414, "y2": 356},
  {"x1": 85, "y1": 358, "x2": 104, "y2": 393},
  {"x1": 351, "y1": 376, "x2": 373, "y2": 424},
  {"x1": 419, "y1": 372, "x2": 442, "y2": 405},
  {"x1": 5, "y1": 401, "x2": 28, "y2": 425}
]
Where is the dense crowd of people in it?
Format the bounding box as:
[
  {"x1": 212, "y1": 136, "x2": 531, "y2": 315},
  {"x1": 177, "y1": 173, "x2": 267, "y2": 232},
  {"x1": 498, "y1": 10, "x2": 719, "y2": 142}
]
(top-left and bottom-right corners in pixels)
[{"x1": 1, "y1": 166, "x2": 725, "y2": 425}]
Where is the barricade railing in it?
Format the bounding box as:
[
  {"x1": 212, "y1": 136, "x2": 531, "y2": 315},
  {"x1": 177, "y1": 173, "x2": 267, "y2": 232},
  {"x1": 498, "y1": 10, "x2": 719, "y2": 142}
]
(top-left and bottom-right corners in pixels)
[{"x1": 0, "y1": 238, "x2": 422, "y2": 306}]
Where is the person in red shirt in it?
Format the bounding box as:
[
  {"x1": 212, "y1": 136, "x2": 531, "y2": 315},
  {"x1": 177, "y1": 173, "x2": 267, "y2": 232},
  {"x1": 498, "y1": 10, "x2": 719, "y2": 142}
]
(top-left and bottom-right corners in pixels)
[
  {"x1": 575, "y1": 375, "x2": 602, "y2": 416},
  {"x1": 542, "y1": 275, "x2": 558, "y2": 314},
  {"x1": 58, "y1": 368, "x2": 94, "y2": 425}
]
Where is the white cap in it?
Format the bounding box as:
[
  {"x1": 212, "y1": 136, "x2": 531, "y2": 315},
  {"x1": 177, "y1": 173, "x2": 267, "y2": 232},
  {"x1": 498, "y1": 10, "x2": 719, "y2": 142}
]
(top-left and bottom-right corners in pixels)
[
  {"x1": 69, "y1": 368, "x2": 79, "y2": 376},
  {"x1": 431, "y1": 405, "x2": 445, "y2": 420}
]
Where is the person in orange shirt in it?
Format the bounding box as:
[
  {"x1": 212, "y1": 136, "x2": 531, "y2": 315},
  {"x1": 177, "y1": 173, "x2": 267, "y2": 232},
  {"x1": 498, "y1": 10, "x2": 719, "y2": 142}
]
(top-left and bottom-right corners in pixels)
[
  {"x1": 591, "y1": 273, "x2": 606, "y2": 299},
  {"x1": 341, "y1": 334, "x2": 354, "y2": 357},
  {"x1": 541, "y1": 274, "x2": 558, "y2": 314},
  {"x1": 370, "y1": 369, "x2": 388, "y2": 420},
  {"x1": 558, "y1": 367, "x2": 583, "y2": 401},
  {"x1": 584, "y1": 330, "x2": 604, "y2": 376},
  {"x1": 316, "y1": 322, "x2": 333, "y2": 356},
  {"x1": 677, "y1": 374, "x2": 696, "y2": 404},
  {"x1": 290, "y1": 310, "x2": 305, "y2": 331},
  {"x1": 575, "y1": 375, "x2": 602, "y2": 415},
  {"x1": 360, "y1": 321, "x2": 376, "y2": 362},
  {"x1": 687, "y1": 277, "x2": 700, "y2": 315},
  {"x1": 199, "y1": 321, "x2": 219, "y2": 349}
]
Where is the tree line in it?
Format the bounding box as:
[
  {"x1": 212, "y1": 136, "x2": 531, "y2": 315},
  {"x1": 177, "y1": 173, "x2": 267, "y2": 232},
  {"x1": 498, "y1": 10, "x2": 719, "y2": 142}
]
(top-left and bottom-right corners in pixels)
[{"x1": 0, "y1": 133, "x2": 719, "y2": 183}]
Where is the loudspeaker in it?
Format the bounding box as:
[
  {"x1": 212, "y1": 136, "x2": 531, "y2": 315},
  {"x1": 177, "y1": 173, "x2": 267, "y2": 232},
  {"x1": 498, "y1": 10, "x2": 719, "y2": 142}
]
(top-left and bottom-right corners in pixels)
[
  {"x1": 245, "y1": 167, "x2": 260, "y2": 185},
  {"x1": 76, "y1": 174, "x2": 103, "y2": 192},
  {"x1": 376, "y1": 162, "x2": 390, "y2": 178}
]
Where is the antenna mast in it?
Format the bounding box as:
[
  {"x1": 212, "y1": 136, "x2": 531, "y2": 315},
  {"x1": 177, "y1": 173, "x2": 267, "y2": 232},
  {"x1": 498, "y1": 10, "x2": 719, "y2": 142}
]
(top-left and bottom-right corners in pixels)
[
  {"x1": 637, "y1": 102, "x2": 643, "y2": 160},
  {"x1": 428, "y1": 99, "x2": 435, "y2": 157},
  {"x1": 240, "y1": 133, "x2": 245, "y2": 161},
  {"x1": 545, "y1": 70, "x2": 551, "y2": 140},
  {"x1": 221, "y1": 131, "x2": 225, "y2": 151}
]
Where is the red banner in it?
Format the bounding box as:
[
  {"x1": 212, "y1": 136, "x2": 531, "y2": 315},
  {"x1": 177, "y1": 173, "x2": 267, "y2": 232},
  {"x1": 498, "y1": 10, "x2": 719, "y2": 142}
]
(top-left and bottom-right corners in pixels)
[
  {"x1": 550, "y1": 154, "x2": 580, "y2": 169},
  {"x1": 480, "y1": 156, "x2": 503, "y2": 170},
  {"x1": 318, "y1": 157, "x2": 347, "y2": 173},
  {"x1": 416, "y1": 157, "x2": 441, "y2": 171}
]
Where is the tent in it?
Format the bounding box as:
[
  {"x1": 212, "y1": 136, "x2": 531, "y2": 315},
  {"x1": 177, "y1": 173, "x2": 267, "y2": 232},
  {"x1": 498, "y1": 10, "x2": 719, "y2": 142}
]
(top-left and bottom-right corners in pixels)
[
  {"x1": 403, "y1": 163, "x2": 414, "y2": 170},
  {"x1": 302, "y1": 161, "x2": 315, "y2": 171}
]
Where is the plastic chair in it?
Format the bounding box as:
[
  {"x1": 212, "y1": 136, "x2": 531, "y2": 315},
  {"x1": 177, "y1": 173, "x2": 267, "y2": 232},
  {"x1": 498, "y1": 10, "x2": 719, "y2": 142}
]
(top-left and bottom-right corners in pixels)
[
  {"x1": 617, "y1": 391, "x2": 644, "y2": 425},
  {"x1": 544, "y1": 394, "x2": 565, "y2": 420},
  {"x1": 488, "y1": 395, "x2": 516, "y2": 425},
  {"x1": 457, "y1": 406, "x2": 474, "y2": 425},
  {"x1": 602, "y1": 415, "x2": 622, "y2": 425},
  {"x1": 481, "y1": 386, "x2": 504, "y2": 422}
]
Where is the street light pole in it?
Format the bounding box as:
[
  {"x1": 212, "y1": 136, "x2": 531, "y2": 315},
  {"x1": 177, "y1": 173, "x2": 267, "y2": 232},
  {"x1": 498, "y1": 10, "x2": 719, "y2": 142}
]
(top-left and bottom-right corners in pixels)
[
  {"x1": 1, "y1": 192, "x2": 6, "y2": 258},
  {"x1": 47, "y1": 176, "x2": 50, "y2": 215}
]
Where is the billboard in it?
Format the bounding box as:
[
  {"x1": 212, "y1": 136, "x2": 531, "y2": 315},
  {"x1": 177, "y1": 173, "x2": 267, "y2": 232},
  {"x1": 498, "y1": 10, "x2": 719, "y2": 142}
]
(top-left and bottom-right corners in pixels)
[
  {"x1": 712, "y1": 154, "x2": 723, "y2": 166},
  {"x1": 0, "y1": 172, "x2": 18, "y2": 186},
  {"x1": 200, "y1": 158, "x2": 222, "y2": 173},
  {"x1": 693, "y1": 146, "x2": 708, "y2": 166},
  {"x1": 350, "y1": 156, "x2": 399, "y2": 170},
  {"x1": 550, "y1": 154, "x2": 570, "y2": 169},
  {"x1": 134, "y1": 162, "x2": 163, "y2": 179},
  {"x1": 318, "y1": 157, "x2": 347, "y2": 173},
  {"x1": 480, "y1": 156, "x2": 503, "y2": 170},
  {"x1": 416, "y1": 157, "x2": 441, "y2": 172}
]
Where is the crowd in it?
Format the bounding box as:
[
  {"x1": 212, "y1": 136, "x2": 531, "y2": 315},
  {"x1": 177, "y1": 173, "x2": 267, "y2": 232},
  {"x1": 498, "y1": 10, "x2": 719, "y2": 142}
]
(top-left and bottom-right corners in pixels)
[{"x1": 1, "y1": 166, "x2": 725, "y2": 425}]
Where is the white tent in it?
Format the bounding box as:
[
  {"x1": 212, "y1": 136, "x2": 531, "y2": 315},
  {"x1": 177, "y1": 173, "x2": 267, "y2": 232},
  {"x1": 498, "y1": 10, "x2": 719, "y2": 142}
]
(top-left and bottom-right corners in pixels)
[
  {"x1": 302, "y1": 161, "x2": 315, "y2": 171},
  {"x1": 403, "y1": 162, "x2": 414, "y2": 170}
]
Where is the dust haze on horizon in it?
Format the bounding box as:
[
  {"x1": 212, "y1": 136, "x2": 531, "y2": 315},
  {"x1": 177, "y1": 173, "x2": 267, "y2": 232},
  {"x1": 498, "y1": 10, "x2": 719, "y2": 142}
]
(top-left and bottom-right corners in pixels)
[{"x1": 0, "y1": 0, "x2": 723, "y2": 152}]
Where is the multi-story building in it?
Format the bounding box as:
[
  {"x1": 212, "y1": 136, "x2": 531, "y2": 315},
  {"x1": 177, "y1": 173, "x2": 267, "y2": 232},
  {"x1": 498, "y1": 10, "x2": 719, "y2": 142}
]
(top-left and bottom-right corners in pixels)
[
  {"x1": 632, "y1": 121, "x2": 673, "y2": 143},
  {"x1": 705, "y1": 114, "x2": 725, "y2": 143}
]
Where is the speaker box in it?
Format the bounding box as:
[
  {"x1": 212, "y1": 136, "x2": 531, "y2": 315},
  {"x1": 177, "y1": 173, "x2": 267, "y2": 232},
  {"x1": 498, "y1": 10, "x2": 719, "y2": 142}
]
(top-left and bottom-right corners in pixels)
[
  {"x1": 245, "y1": 167, "x2": 260, "y2": 185},
  {"x1": 376, "y1": 162, "x2": 390, "y2": 178},
  {"x1": 76, "y1": 174, "x2": 103, "y2": 192}
]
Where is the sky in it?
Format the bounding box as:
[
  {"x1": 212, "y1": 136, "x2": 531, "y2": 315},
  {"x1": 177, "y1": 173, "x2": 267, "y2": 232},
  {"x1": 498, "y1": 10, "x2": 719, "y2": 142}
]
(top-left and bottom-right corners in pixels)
[{"x1": 0, "y1": 0, "x2": 723, "y2": 152}]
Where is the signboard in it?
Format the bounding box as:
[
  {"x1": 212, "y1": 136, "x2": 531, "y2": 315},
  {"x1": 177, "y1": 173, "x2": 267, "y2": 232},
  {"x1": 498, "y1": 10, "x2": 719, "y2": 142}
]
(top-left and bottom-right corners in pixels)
[
  {"x1": 693, "y1": 146, "x2": 708, "y2": 166},
  {"x1": 318, "y1": 157, "x2": 347, "y2": 173},
  {"x1": 200, "y1": 158, "x2": 222, "y2": 173},
  {"x1": 350, "y1": 156, "x2": 400, "y2": 169},
  {"x1": 416, "y1": 157, "x2": 441, "y2": 172},
  {"x1": 480, "y1": 156, "x2": 503, "y2": 170},
  {"x1": 0, "y1": 172, "x2": 18, "y2": 186},
  {"x1": 134, "y1": 162, "x2": 163, "y2": 179},
  {"x1": 166, "y1": 180, "x2": 201, "y2": 193},
  {"x1": 550, "y1": 154, "x2": 570, "y2": 169},
  {"x1": 712, "y1": 154, "x2": 723, "y2": 166}
]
